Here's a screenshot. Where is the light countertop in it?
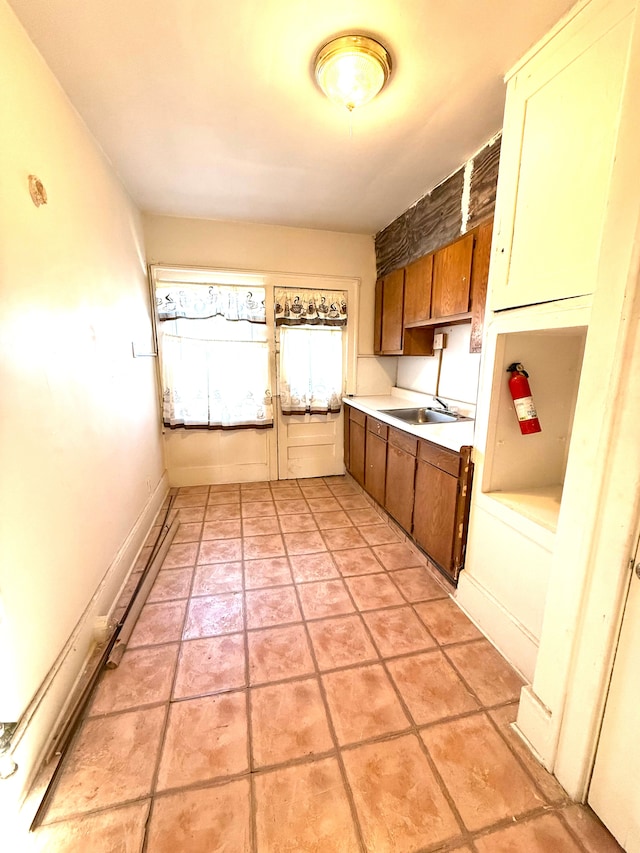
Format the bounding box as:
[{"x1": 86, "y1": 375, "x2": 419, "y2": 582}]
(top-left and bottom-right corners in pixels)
[{"x1": 343, "y1": 391, "x2": 475, "y2": 453}]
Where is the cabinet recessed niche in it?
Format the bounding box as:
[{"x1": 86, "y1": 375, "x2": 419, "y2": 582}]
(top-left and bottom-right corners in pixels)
[{"x1": 482, "y1": 326, "x2": 587, "y2": 532}]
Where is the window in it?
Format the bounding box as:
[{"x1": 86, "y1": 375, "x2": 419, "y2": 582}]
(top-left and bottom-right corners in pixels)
[
  {"x1": 279, "y1": 327, "x2": 343, "y2": 415},
  {"x1": 156, "y1": 284, "x2": 272, "y2": 429},
  {"x1": 275, "y1": 287, "x2": 347, "y2": 416}
]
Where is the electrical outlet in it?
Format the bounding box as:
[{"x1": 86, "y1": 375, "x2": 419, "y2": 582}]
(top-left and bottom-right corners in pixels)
[{"x1": 434, "y1": 332, "x2": 446, "y2": 350}]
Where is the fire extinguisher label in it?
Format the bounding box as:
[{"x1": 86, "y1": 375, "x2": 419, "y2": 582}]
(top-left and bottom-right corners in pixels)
[{"x1": 514, "y1": 396, "x2": 538, "y2": 421}]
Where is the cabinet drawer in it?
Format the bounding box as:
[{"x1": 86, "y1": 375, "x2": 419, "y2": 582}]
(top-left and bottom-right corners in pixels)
[
  {"x1": 367, "y1": 417, "x2": 388, "y2": 440},
  {"x1": 418, "y1": 440, "x2": 460, "y2": 476},
  {"x1": 349, "y1": 407, "x2": 366, "y2": 427},
  {"x1": 388, "y1": 427, "x2": 417, "y2": 456}
]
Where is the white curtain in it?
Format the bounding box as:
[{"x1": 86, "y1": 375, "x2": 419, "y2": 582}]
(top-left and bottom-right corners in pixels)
[
  {"x1": 279, "y1": 327, "x2": 343, "y2": 415},
  {"x1": 161, "y1": 334, "x2": 272, "y2": 429},
  {"x1": 158, "y1": 286, "x2": 272, "y2": 430}
]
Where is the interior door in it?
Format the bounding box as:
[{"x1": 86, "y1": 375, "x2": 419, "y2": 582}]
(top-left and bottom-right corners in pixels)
[
  {"x1": 588, "y1": 547, "x2": 640, "y2": 851},
  {"x1": 275, "y1": 324, "x2": 346, "y2": 481}
]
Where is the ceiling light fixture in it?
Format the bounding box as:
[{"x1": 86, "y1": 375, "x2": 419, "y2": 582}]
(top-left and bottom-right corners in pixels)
[{"x1": 314, "y1": 34, "x2": 392, "y2": 112}]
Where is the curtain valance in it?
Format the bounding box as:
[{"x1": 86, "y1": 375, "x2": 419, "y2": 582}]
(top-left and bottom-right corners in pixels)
[
  {"x1": 156, "y1": 284, "x2": 266, "y2": 323},
  {"x1": 274, "y1": 288, "x2": 347, "y2": 327}
]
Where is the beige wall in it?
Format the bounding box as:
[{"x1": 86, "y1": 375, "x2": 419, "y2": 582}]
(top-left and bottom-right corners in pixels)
[
  {"x1": 143, "y1": 214, "x2": 378, "y2": 353},
  {"x1": 0, "y1": 0, "x2": 164, "y2": 808},
  {"x1": 143, "y1": 215, "x2": 385, "y2": 484}
]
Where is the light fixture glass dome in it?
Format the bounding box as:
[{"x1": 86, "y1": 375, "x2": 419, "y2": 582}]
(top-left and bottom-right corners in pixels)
[{"x1": 315, "y1": 35, "x2": 392, "y2": 111}]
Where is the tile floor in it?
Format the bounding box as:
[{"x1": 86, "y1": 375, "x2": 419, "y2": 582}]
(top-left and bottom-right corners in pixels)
[{"x1": 28, "y1": 477, "x2": 622, "y2": 852}]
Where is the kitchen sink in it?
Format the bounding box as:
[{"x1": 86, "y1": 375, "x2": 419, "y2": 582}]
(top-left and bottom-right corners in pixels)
[{"x1": 379, "y1": 407, "x2": 472, "y2": 425}]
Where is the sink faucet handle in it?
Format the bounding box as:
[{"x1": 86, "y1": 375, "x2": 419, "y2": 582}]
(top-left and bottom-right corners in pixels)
[{"x1": 434, "y1": 396, "x2": 449, "y2": 411}]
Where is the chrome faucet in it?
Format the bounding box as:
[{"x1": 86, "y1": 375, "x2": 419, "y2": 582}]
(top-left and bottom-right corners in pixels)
[{"x1": 433, "y1": 397, "x2": 450, "y2": 412}]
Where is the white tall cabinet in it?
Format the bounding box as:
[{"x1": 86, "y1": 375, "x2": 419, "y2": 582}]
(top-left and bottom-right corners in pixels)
[{"x1": 457, "y1": 0, "x2": 640, "y2": 833}]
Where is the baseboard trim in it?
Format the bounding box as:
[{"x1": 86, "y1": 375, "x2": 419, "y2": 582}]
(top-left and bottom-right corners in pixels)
[
  {"x1": 167, "y1": 463, "x2": 270, "y2": 487},
  {"x1": 515, "y1": 684, "x2": 557, "y2": 773},
  {"x1": 5, "y1": 472, "x2": 169, "y2": 831},
  {"x1": 455, "y1": 571, "x2": 539, "y2": 681}
]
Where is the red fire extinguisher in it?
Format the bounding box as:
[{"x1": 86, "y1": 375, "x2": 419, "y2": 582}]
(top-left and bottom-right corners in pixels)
[{"x1": 506, "y1": 363, "x2": 542, "y2": 435}]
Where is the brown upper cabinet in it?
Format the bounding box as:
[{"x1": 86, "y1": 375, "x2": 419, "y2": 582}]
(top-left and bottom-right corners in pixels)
[
  {"x1": 375, "y1": 266, "x2": 435, "y2": 357},
  {"x1": 374, "y1": 220, "x2": 493, "y2": 355},
  {"x1": 403, "y1": 254, "x2": 433, "y2": 326},
  {"x1": 431, "y1": 232, "x2": 474, "y2": 319},
  {"x1": 380, "y1": 268, "x2": 405, "y2": 354}
]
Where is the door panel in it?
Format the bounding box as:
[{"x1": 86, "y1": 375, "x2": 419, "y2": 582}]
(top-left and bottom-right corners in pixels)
[
  {"x1": 277, "y1": 405, "x2": 343, "y2": 479},
  {"x1": 589, "y1": 564, "x2": 640, "y2": 851}
]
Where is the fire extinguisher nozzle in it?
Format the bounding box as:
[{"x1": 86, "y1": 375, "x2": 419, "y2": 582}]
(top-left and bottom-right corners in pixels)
[{"x1": 506, "y1": 362, "x2": 529, "y2": 377}]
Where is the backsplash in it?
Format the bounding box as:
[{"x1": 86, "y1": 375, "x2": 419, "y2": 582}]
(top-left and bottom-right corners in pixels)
[
  {"x1": 355, "y1": 355, "x2": 397, "y2": 396},
  {"x1": 396, "y1": 324, "x2": 481, "y2": 404}
]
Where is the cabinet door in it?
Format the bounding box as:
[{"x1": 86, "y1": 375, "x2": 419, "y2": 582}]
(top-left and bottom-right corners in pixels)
[
  {"x1": 432, "y1": 233, "x2": 473, "y2": 318},
  {"x1": 413, "y1": 459, "x2": 458, "y2": 577},
  {"x1": 490, "y1": 2, "x2": 633, "y2": 309},
  {"x1": 404, "y1": 254, "x2": 433, "y2": 325},
  {"x1": 349, "y1": 418, "x2": 365, "y2": 487},
  {"x1": 385, "y1": 445, "x2": 416, "y2": 531},
  {"x1": 469, "y1": 219, "x2": 493, "y2": 354},
  {"x1": 343, "y1": 408, "x2": 350, "y2": 471},
  {"x1": 374, "y1": 278, "x2": 383, "y2": 355},
  {"x1": 381, "y1": 268, "x2": 405, "y2": 353},
  {"x1": 365, "y1": 432, "x2": 387, "y2": 506}
]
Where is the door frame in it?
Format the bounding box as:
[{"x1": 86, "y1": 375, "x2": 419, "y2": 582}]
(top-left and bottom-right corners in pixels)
[{"x1": 148, "y1": 264, "x2": 360, "y2": 483}]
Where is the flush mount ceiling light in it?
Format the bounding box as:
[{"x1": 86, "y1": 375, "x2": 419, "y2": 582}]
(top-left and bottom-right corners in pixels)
[{"x1": 314, "y1": 34, "x2": 392, "y2": 112}]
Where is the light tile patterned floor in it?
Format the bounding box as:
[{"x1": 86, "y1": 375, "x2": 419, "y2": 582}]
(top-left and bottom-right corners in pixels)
[{"x1": 29, "y1": 477, "x2": 623, "y2": 852}]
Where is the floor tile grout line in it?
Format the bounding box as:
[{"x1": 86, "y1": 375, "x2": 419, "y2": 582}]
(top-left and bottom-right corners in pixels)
[
  {"x1": 41, "y1": 478, "x2": 606, "y2": 851},
  {"x1": 466, "y1": 802, "x2": 592, "y2": 850},
  {"x1": 554, "y1": 807, "x2": 597, "y2": 853},
  {"x1": 136, "y1": 701, "x2": 170, "y2": 853},
  {"x1": 322, "y1": 556, "x2": 516, "y2": 846},
  {"x1": 482, "y1": 699, "x2": 573, "y2": 809},
  {"x1": 439, "y1": 641, "x2": 521, "y2": 716},
  {"x1": 347, "y1": 590, "x2": 472, "y2": 844},
  {"x1": 143, "y1": 544, "x2": 197, "y2": 836},
  {"x1": 290, "y1": 573, "x2": 369, "y2": 853},
  {"x1": 239, "y1": 553, "x2": 259, "y2": 853},
  {"x1": 39, "y1": 793, "x2": 155, "y2": 831}
]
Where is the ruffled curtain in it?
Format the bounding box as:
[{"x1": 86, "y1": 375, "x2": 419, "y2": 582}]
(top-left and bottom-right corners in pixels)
[
  {"x1": 157, "y1": 284, "x2": 266, "y2": 323},
  {"x1": 279, "y1": 327, "x2": 343, "y2": 416},
  {"x1": 161, "y1": 334, "x2": 273, "y2": 429},
  {"x1": 275, "y1": 288, "x2": 347, "y2": 326}
]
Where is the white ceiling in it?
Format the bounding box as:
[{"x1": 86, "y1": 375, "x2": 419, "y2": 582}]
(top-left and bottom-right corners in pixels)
[{"x1": 9, "y1": 0, "x2": 576, "y2": 234}]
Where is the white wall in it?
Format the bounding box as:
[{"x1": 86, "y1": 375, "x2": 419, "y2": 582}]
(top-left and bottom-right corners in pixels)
[
  {"x1": 396, "y1": 323, "x2": 480, "y2": 403},
  {"x1": 0, "y1": 0, "x2": 164, "y2": 813},
  {"x1": 143, "y1": 214, "x2": 381, "y2": 483}
]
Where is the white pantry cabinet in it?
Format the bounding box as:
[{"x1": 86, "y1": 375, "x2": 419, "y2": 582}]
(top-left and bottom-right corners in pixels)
[{"x1": 490, "y1": 0, "x2": 635, "y2": 310}]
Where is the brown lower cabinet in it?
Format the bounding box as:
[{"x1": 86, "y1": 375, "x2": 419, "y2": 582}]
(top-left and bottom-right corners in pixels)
[
  {"x1": 365, "y1": 417, "x2": 387, "y2": 506},
  {"x1": 344, "y1": 403, "x2": 473, "y2": 584},
  {"x1": 348, "y1": 408, "x2": 366, "y2": 487},
  {"x1": 413, "y1": 459, "x2": 458, "y2": 573},
  {"x1": 384, "y1": 428, "x2": 418, "y2": 533}
]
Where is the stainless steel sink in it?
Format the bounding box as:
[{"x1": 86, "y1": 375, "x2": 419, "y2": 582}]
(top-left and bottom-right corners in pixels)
[{"x1": 379, "y1": 407, "x2": 472, "y2": 425}]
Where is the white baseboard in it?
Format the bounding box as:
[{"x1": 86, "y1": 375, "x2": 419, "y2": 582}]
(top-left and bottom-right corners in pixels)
[
  {"x1": 455, "y1": 571, "x2": 539, "y2": 681},
  {"x1": 4, "y1": 472, "x2": 169, "y2": 833},
  {"x1": 167, "y1": 463, "x2": 270, "y2": 487},
  {"x1": 515, "y1": 684, "x2": 557, "y2": 773}
]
